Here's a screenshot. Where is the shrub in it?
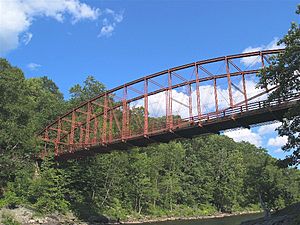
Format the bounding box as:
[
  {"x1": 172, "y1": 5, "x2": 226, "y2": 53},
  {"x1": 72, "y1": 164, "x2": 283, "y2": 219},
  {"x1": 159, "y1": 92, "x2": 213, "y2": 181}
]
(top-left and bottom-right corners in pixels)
[{"x1": 1, "y1": 213, "x2": 21, "y2": 225}]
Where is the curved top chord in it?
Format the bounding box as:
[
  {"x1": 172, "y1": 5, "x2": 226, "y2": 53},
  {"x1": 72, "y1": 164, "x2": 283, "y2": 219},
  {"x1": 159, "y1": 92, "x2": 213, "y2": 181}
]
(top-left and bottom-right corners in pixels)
[
  {"x1": 41, "y1": 49, "x2": 283, "y2": 132},
  {"x1": 38, "y1": 48, "x2": 298, "y2": 160}
]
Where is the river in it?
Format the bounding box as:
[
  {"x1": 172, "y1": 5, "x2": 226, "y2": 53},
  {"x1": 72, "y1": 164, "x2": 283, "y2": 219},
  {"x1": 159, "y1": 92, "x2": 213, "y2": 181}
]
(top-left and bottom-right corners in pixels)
[{"x1": 128, "y1": 213, "x2": 263, "y2": 225}]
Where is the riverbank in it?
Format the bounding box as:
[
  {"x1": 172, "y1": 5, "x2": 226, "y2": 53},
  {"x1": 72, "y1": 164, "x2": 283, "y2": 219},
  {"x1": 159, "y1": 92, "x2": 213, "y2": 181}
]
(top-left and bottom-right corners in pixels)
[
  {"x1": 3, "y1": 204, "x2": 298, "y2": 225},
  {"x1": 123, "y1": 211, "x2": 261, "y2": 224},
  {"x1": 0, "y1": 206, "x2": 261, "y2": 225},
  {"x1": 241, "y1": 202, "x2": 300, "y2": 225}
]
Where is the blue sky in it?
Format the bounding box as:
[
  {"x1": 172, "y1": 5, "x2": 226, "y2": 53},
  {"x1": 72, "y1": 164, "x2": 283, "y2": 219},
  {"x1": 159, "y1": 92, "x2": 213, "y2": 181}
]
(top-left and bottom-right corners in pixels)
[{"x1": 1, "y1": 0, "x2": 299, "y2": 159}]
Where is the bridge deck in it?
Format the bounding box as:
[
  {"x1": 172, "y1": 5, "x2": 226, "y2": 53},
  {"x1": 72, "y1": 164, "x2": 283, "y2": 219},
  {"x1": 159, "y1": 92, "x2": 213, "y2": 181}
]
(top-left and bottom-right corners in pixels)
[{"x1": 54, "y1": 94, "x2": 299, "y2": 160}]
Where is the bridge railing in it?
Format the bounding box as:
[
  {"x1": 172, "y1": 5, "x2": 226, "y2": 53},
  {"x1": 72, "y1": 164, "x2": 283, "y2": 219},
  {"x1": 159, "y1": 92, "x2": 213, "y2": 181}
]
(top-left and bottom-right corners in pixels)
[{"x1": 193, "y1": 93, "x2": 300, "y2": 125}]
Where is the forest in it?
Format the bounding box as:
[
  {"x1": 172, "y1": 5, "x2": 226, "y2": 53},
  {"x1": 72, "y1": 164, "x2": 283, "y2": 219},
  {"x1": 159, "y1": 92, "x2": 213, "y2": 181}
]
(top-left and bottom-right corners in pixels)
[
  {"x1": 0, "y1": 57, "x2": 299, "y2": 222},
  {"x1": 0, "y1": 5, "x2": 299, "y2": 223}
]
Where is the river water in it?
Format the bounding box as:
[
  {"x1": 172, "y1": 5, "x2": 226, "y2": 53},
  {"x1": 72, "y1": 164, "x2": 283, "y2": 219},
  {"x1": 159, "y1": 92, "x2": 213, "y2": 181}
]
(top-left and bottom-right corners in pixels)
[{"x1": 129, "y1": 213, "x2": 263, "y2": 225}]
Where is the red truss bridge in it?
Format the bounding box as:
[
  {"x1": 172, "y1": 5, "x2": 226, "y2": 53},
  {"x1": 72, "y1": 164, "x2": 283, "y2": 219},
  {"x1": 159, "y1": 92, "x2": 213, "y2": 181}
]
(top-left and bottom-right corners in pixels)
[{"x1": 39, "y1": 49, "x2": 300, "y2": 160}]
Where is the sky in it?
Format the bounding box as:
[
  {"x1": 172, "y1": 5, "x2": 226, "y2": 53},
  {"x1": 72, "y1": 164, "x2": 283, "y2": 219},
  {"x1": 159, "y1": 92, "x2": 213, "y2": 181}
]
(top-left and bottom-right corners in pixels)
[{"x1": 0, "y1": 0, "x2": 299, "y2": 159}]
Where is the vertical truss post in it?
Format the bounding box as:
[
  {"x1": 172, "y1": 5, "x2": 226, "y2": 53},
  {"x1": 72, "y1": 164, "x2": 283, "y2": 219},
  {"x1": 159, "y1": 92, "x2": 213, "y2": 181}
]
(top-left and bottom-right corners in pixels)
[
  {"x1": 225, "y1": 57, "x2": 234, "y2": 107},
  {"x1": 242, "y1": 73, "x2": 248, "y2": 110},
  {"x1": 55, "y1": 118, "x2": 62, "y2": 156},
  {"x1": 165, "y1": 86, "x2": 168, "y2": 128},
  {"x1": 260, "y1": 52, "x2": 265, "y2": 67},
  {"x1": 43, "y1": 142, "x2": 47, "y2": 158},
  {"x1": 188, "y1": 83, "x2": 193, "y2": 122},
  {"x1": 93, "y1": 117, "x2": 98, "y2": 144},
  {"x1": 79, "y1": 125, "x2": 84, "y2": 148},
  {"x1": 144, "y1": 78, "x2": 149, "y2": 136},
  {"x1": 42, "y1": 130, "x2": 49, "y2": 159},
  {"x1": 122, "y1": 87, "x2": 128, "y2": 141},
  {"x1": 260, "y1": 52, "x2": 269, "y2": 92},
  {"x1": 70, "y1": 111, "x2": 76, "y2": 145},
  {"x1": 195, "y1": 63, "x2": 202, "y2": 124},
  {"x1": 102, "y1": 94, "x2": 108, "y2": 144},
  {"x1": 69, "y1": 111, "x2": 76, "y2": 152},
  {"x1": 109, "y1": 110, "x2": 113, "y2": 142},
  {"x1": 45, "y1": 129, "x2": 49, "y2": 141},
  {"x1": 213, "y1": 78, "x2": 219, "y2": 112},
  {"x1": 127, "y1": 104, "x2": 130, "y2": 137},
  {"x1": 167, "y1": 70, "x2": 173, "y2": 130},
  {"x1": 44, "y1": 130, "x2": 49, "y2": 154},
  {"x1": 85, "y1": 102, "x2": 91, "y2": 145}
]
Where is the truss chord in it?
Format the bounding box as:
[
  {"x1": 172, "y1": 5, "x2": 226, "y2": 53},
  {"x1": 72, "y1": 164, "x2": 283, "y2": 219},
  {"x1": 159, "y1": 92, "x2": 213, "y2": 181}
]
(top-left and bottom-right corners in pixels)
[
  {"x1": 45, "y1": 69, "x2": 262, "y2": 142},
  {"x1": 38, "y1": 50, "x2": 294, "y2": 159},
  {"x1": 38, "y1": 49, "x2": 284, "y2": 136}
]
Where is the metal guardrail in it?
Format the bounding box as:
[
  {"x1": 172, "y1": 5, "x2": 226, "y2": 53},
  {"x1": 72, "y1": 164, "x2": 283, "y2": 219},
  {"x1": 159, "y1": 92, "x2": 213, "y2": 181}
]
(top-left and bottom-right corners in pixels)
[{"x1": 193, "y1": 93, "x2": 300, "y2": 124}]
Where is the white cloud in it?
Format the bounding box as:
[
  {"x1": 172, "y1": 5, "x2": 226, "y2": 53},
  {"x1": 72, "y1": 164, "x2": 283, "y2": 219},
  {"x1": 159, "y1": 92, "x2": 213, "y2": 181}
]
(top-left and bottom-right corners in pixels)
[
  {"x1": 224, "y1": 128, "x2": 262, "y2": 147},
  {"x1": 137, "y1": 90, "x2": 190, "y2": 118},
  {"x1": 257, "y1": 122, "x2": 281, "y2": 135},
  {"x1": 98, "y1": 10, "x2": 124, "y2": 37},
  {"x1": 27, "y1": 62, "x2": 41, "y2": 70},
  {"x1": 22, "y1": 32, "x2": 33, "y2": 45},
  {"x1": 222, "y1": 121, "x2": 283, "y2": 149},
  {"x1": 105, "y1": 8, "x2": 124, "y2": 23},
  {"x1": 134, "y1": 76, "x2": 266, "y2": 120},
  {"x1": 136, "y1": 84, "x2": 228, "y2": 119},
  {"x1": 240, "y1": 37, "x2": 285, "y2": 67},
  {"x1": 0, "y1": 0, "x2": 123, "y2": 55},
  {"x1": 100, "y1": 25, "x2": 114, "y2": 37},
  {"x1": 274, "y1": 148, "x2": 284, "y2": 154},
  {"x1": 268, "y1": 136, "x2": 288, "y2": 147}
]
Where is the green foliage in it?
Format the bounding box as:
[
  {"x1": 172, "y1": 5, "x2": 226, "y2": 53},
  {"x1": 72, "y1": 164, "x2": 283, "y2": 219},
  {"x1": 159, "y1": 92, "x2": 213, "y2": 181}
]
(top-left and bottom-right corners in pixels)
[
  {"x1": 0, "y1": 59, "x2": 66, "y2": 199},
  {"x1": 259, "y1": 5, "x2": 300, "y2": 166},
  {"x1": 103, "y1": 198, "x2": 128, "y2": 220},
  {"x1": 26, "y1": 159, "x2": 70, "y2": 213},
  {"x1": 1, "y1": 55, "x2": 300, "y2": 222},
  {"x1": 25, "y1": 76, "x2": 65, "y2": 131},
  {"x1": 0, "y1": 59, "x2": 33, "y2": 152},
  {"x1": 0, "y1": 166, "x2": 33, "y2": 208},
  {"x1": 0, "y1": 158, "x2": 70, "y2": 214},
  {"x1": 69, "y1": 75, "x2": 106, "y2": 107},
  {"x1": 62, "y1": 136, "x2": 300, "y2": 220},
  {"x1": 0, "y1": 59, "x2": 36, "y2": 196},
  {"x1": 1, "y1": 213, "x2": 20, "y2": 225},
  {"x1": 0, "y1": 188, "x2": 21, "y2": 209}
]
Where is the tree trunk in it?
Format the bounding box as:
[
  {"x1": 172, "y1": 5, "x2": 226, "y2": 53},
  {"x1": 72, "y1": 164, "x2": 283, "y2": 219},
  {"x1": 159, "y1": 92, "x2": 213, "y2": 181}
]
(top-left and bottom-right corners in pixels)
[
  {"x1": 33, "y1": 160, "x2": 40, "y2": 179},
  {"x1": 92, "y1": 190, "x2": 95, "y2": 200},
  {"x1": 259, "y1": 192, "x2": 270, "y2": 218},
  {"x1": 138, "y1": 196, "x2": 142, "y2": 214}
]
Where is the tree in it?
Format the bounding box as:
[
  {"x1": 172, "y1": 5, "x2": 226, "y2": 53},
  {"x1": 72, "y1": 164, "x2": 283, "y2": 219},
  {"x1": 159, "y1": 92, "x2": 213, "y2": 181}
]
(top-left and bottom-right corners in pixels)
[
  {"x1": 0, "y1": 63, "x2": 70, "y2": 212},
  {"x1": 249, "y1": 158, "x2": 300, "y2": 218},
  {"x1": 69, "y1": 75, "x2": 106, "y2": 107},
  {"x1": 127, "y1": 150, "x2": 152, "y2": 214},
  {"x1": 259, "y1": 5, "x2": 300, "y2": 166},
  {"x1": 26, "y1": 76, "x2": 65, "y2": 131},
  {"x1": 0, "y1": 59, "x2": 35, "y2": 197},
  {"x1": 157, "y1": 142, "x2": 185, "y2": 211}
]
